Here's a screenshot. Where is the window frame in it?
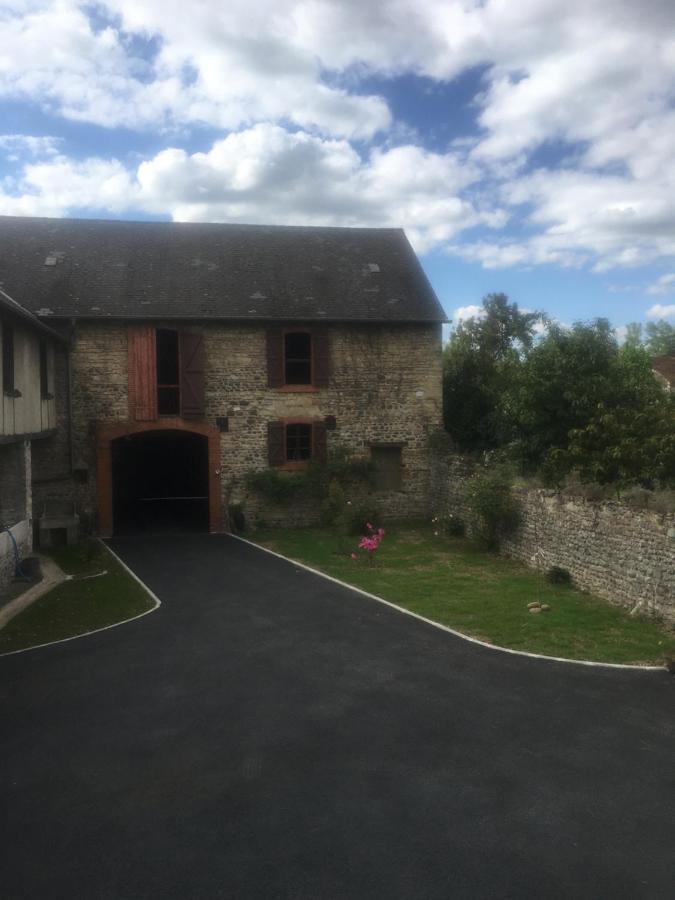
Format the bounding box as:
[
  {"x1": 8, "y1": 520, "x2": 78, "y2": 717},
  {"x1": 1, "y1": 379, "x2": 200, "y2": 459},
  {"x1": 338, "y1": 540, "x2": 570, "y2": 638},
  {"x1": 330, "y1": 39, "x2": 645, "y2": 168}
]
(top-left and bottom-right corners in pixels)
[
  {"x1": 156, "y1": 327, "x2": 181, "y2": 417},
  {"x1": 268, "y1": 417, "x2": 328, "y2": 470},
  {"x1": 39, "y1": 338, "x2": 53, "y2": 400},
  {"x1": 280, "y1": 328, "x2": 316, "y2": 391}
]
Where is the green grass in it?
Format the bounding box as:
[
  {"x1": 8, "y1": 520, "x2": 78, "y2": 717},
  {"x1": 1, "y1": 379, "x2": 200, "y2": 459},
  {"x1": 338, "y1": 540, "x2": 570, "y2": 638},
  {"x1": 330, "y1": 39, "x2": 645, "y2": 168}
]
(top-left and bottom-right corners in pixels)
[
  {"x1": 0, "y1": 539, "x2": 156, "y2": 654},
  {"x1": 253, "y1": 523, "x2": 675, "y2": 666}
]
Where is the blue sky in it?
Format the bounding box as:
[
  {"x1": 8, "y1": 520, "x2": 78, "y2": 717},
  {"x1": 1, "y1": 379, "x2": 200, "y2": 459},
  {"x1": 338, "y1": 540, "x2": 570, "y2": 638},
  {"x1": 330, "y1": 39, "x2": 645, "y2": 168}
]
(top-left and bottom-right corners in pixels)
[{"x1": 2, "y1": 0, "x2": 675, "y2": 332}]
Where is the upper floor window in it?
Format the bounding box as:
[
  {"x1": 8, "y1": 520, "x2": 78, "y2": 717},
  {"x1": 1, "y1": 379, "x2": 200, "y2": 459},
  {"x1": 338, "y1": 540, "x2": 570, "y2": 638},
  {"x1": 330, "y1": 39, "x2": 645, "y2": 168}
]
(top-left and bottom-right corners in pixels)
[
  {"x1": 156, "y1": 328, "x2": 180, "y2": 415},
  {"x1": 284, "y1": 332, "x2": 312, "y2": 385},
  {"x1": 2, "y1": 320, "x2": 15, "y2": 395},
  {"x1": 128, "y1": 325, "x2": 205, "y2": 422},
  {"x1": 266, "y1": 326, "x2": 330, "y2": 389},
  {"x1": 39, "y1": 339, "x2": 51, "y2": 399}
]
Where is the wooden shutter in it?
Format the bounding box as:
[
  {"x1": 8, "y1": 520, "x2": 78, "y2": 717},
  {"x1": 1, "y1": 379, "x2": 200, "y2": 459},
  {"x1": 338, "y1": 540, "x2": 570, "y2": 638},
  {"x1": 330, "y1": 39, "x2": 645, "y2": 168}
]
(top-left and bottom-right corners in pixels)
[
  {"x1": 268, "y1": 421, "x2": 285, "y2": 466},
  {"x1": 266, "y1": 327, "x2": 284, "y2": 387},
  {"x1": 312, "y1": 328, "x2": 330, "y2": 388},
  {"x1": 179, "y1": 330, "x2": 205, "y2": 419},
  {"x1": 313, "y1": 421, "x2": 328, "y2": 464},
  {"x1": 128, "y1": 325, "x2": 157, "y2": 421}
]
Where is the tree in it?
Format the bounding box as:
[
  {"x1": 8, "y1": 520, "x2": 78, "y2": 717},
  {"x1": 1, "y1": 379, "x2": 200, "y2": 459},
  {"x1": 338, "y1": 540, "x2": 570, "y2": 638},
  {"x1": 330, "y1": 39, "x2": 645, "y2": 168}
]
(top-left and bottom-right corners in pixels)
[
  {"x1": 442, "y1": 293, "x2": 544, "y2": 450},
  {"x1": 644, "y1": 320, "x2": 675, "y2": 356},
  {"x1": 505, "y1": 321, "x2": 675, "y2": 487}
]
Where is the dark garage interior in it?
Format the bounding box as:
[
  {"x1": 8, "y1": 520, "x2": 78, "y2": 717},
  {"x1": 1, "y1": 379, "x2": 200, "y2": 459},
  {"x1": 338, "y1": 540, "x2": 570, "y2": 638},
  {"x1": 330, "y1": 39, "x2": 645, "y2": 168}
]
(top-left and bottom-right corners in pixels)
[{"x1": 112, "y1": 430, "x2": 209, "y2": 533}]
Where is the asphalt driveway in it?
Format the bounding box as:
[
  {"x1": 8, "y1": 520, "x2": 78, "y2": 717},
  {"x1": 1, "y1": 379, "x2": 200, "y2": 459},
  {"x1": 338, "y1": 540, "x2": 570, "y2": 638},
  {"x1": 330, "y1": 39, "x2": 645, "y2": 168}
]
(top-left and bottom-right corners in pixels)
[{"x1": 1, "y1": 533, "x2": 673, "y2": 899}]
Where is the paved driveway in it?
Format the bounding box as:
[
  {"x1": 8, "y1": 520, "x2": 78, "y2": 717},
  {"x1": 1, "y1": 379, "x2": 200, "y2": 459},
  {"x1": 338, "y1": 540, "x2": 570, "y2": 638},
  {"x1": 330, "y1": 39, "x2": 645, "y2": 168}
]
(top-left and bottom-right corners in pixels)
[{"x1": 1, "y1": 534, "x2": 673, "y2": 899}]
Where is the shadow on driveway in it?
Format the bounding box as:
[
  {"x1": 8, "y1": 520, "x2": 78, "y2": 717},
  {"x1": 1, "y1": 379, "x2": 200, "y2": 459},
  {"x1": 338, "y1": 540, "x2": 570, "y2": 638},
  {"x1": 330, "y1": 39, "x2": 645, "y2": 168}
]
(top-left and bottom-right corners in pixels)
[{"x1": 1, "y1": 533, "x2": 673, "y2": 899}]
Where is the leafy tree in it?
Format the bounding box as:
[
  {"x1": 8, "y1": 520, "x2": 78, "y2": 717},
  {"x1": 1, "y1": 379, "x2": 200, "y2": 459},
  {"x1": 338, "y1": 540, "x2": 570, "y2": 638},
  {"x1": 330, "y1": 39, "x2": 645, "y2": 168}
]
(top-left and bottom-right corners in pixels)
[
  {"x1": 623, "y1": 320, "x2": 675, "y2": 355},
  {"x1": 644, "y1": 320, "x2": 675, "y2": 356},
  {"x1": 442, "y1": 293, "x2": 544, "y2": 450},
  {"x1": 504, "y1": 321, "x2": 675, "y2": 487},
  {"x1": 503, "y1": 319, "x2": 618, "y2": 474}
]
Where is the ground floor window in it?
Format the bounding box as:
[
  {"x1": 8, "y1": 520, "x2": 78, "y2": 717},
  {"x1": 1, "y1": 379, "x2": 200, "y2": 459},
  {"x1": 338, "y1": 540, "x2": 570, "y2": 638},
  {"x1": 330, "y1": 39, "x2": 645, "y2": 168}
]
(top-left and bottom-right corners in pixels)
[
  {"x1": 286, "y1": 423, "x2": 313, "y2": 461},
  {"x1": 268, "y1": 419, "x2": 327, "y2": 467}
]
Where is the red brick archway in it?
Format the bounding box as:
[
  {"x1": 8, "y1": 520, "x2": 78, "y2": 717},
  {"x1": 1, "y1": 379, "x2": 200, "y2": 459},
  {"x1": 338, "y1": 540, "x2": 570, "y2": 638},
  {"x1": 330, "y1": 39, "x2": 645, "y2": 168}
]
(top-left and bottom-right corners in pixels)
[{"x1": 96, "y1": 419, "x2": 223, "y2": 537}]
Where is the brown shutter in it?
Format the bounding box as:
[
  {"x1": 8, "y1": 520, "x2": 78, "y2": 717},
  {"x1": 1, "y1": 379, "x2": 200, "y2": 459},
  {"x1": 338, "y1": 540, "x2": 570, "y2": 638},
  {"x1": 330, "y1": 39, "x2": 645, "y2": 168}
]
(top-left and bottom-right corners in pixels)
[
  {"x1": 179, "y1": 330, "x2": 205, "y2": 419},
  {"x1": 312, "y1": 328, "x2": 330, "y2": 388},
  {"x1": 313, "y1": 421, "x2": 328, "y2": 464},
  {"x1": 128, "y1": 325, "x2": 157, "y2": 421},
  {"x1": 266, "y1": 327, "x2": 284, "y2": 387},
  {"x1": 268, "y1": 421, "x2": 285, "y2": 466}
]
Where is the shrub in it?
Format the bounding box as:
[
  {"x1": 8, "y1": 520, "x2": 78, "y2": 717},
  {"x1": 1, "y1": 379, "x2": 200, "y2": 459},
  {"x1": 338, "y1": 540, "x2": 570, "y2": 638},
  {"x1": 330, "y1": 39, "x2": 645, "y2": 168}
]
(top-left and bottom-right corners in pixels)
[
  {"x1": 431, "y1": 513, "x2": 465, "y2": 537},
  {"x1": 466, "y1": 466, "x2": 519, "y2": 550},
  {"x1": 340, "y1": 501, "x2": 381, "y2": 535},
  {"x1": 320, "y1": 480, "x2": 346, "y2": 526},
  {"x1": 228, "y1": 503, "x2": 245, "y2": 533},
  {"x1": 546, "y1": 566, "x2": 572, "y2": 586}
]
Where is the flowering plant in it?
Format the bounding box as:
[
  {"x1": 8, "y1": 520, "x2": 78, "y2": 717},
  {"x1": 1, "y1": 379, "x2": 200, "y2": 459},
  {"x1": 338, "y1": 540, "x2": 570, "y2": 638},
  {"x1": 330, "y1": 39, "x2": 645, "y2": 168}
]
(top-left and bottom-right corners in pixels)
[{"x1": 353, "y1": 522, "x2": 385, "y2": 562}]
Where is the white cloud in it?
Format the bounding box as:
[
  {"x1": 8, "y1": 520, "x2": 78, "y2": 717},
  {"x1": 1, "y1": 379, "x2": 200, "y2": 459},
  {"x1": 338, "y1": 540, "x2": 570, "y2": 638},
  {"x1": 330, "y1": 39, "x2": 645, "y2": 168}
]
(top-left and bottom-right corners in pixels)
[
  {"x1": 0, "y1": 125, "x2": 488, "y2": 250},
  {"x1": 1, "y1": 1, "x2": 675, "y2": 275},
  {"x1": 452, "y1": 305, "x2": 485, "y2": 323},
  {"x1": 0, "y1": 134, "x2": 61, "y2": 160},
  {"x1": 646, "y1": 304, "x2": 675, "y2": 320},
  {"x1": 647, "y1": 273, "x2": 675, "y2": 295}
]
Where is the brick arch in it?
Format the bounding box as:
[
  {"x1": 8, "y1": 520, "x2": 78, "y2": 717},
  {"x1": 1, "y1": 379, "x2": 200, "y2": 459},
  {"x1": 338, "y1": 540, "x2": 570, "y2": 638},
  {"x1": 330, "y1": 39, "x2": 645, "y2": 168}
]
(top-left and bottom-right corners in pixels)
[{"x1": 96, "y1": 418, "x2": 223, "y2": 537}]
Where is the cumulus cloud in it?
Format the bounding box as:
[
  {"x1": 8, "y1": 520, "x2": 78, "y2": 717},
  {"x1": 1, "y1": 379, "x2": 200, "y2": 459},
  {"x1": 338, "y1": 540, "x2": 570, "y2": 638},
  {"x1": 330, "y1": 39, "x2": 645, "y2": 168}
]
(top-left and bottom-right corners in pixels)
[
  {"x1": 646, "y1": 304, "x2": 675, "y2": 320},
  {"x1": 0, "y1": 134, "x2": 61, "y2": 159},
  {"x1": 1, "y1": 1, "x2": 675, "y2": 275},
  {"x1": 647, "y1": 274, "x2": 675, "y2": 295},
  {"x1": 0, "y1": 125, "x2": 492, "y2": 250},
  {"x1": 452, "y1": 305, "x2": 485, "y2": 323}
]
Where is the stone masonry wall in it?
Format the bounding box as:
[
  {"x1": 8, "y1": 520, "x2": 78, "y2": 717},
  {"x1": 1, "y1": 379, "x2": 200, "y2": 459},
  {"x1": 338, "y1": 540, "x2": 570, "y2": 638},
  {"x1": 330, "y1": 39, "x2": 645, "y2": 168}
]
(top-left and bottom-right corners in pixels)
[
  {"x1": 39, "y1": 321, "x2": 442, "y2": 531},
  {"x1": 0, "y1": 441, "x2": 32, "y2": 595},
  {"x1": 433, "y1": 454, "x2": 675, "y2": 626}
]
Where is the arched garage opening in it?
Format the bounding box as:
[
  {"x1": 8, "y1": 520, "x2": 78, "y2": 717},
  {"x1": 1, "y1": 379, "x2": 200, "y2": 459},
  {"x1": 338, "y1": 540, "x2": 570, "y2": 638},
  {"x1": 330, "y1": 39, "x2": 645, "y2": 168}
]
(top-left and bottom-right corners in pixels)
[
  {"x1": 112, "y1": 430, "x2": 208, "y2": 533},
  {"x1": 96, "y1": 419, "x2": 222, "y2": 537}
]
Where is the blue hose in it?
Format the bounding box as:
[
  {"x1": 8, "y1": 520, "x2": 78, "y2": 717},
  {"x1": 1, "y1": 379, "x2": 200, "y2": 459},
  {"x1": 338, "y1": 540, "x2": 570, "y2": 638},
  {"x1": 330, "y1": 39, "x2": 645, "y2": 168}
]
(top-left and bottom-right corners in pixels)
[{"x1": 2, "y1": 524, "x2": 29, "y2": 580}]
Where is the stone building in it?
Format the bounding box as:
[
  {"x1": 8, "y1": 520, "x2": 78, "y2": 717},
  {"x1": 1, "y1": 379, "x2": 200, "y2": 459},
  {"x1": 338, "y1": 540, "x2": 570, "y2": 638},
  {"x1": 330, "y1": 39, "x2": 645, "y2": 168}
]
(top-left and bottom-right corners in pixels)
[
  {"x1": 0, "y1": 286, "x2": 62, "y2": 591},
  {"x1": 0, "y1": 216, "x2": 445, "y2": 542}
]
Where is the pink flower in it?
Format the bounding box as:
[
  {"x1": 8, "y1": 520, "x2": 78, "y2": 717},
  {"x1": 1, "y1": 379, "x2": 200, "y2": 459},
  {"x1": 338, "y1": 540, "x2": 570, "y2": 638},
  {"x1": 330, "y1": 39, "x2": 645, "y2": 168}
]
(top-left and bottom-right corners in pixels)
[
  {"x1": 351, "y1": 552, "x2": 357, "y2": 560},
  {"x1": 365, "y1": 522, "x2": 373, "y2": 531}
]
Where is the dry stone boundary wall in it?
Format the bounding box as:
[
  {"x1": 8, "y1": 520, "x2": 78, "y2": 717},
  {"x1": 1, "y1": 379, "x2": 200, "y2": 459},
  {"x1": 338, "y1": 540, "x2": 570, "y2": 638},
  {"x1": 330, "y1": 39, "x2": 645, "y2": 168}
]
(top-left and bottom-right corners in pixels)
[{"x1": 432, "y1": 455, "x2": 675, "y2": 626}]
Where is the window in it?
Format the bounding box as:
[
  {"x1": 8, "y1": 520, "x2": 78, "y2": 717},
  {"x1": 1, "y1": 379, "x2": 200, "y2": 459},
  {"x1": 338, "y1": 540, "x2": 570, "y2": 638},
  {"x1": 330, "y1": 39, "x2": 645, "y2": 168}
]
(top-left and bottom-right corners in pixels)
[
  {"x1": 268, "y1": 420, "x2": 327, "y2": 467},
  {"x1": 371, "y1": 445, "x2": 403, "y2": 491},
  {"x1": 286, "y1": 423, "x2": 312, "y2": 461},
  {"x1": 284, "y1": 332, "x2": 312, "y2": 384},
  {"x1": 39, "y1": 339, "x2": 50, "y2": 398},
  {"x1": 2, "y1": 320, "x2": 14, "y2": 394},
  {"x1": 128, "y1": 326, "x2": 205, "y2": 422},
  {"x1": 156, "y1": 328, "x2": 180, "y2": 415},
  {"x1": 266, "y1": 327, "x2": 330, "y2": 389}
]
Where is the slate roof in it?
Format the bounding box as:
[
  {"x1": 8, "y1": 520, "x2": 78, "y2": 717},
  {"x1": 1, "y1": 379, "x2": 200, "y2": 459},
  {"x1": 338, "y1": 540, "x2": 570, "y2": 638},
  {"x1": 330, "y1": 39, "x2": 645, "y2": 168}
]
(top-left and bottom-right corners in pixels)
[
  {"x1": 0, "y1": 287, "x2": 67, "y2": 342},
  {"x1": 0, "y1": 216, "x2": 447, "y2": 323}
]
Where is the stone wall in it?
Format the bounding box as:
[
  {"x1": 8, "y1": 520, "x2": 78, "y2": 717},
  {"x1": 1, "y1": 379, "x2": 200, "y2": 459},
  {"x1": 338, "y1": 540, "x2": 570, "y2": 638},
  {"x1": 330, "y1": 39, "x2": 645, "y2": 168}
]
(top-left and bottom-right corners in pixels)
[
  {"x1": 0, "y1": 441, "x2": 32, "y2": 594},
  {"x1": 36, "y1": 321, "x2": 443, "y2": 531},
  {"x1": 433, "y1": 454, "x2": 675, "y2": 626}
]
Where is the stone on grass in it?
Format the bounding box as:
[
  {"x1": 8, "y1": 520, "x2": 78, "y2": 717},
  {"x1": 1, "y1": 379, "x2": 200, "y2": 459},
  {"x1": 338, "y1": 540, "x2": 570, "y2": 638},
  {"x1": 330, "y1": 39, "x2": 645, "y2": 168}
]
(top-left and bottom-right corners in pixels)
[
  {"x1": 527, "y1": 602, "x2": 541, "y2": 609},
  {"x1": 529, "y1": 607, "x2": 542, "y2": 614}
]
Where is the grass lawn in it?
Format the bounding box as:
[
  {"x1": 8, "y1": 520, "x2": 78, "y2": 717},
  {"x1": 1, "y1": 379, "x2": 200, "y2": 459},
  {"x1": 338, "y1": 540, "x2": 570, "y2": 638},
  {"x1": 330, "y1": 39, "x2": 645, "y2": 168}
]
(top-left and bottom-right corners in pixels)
[
  {"x1": 253, "y1": 523, "x2": 675, "y2": 666},
  {"x1": 0, "y1": 539, "x2": 156, "y2": 654}
]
